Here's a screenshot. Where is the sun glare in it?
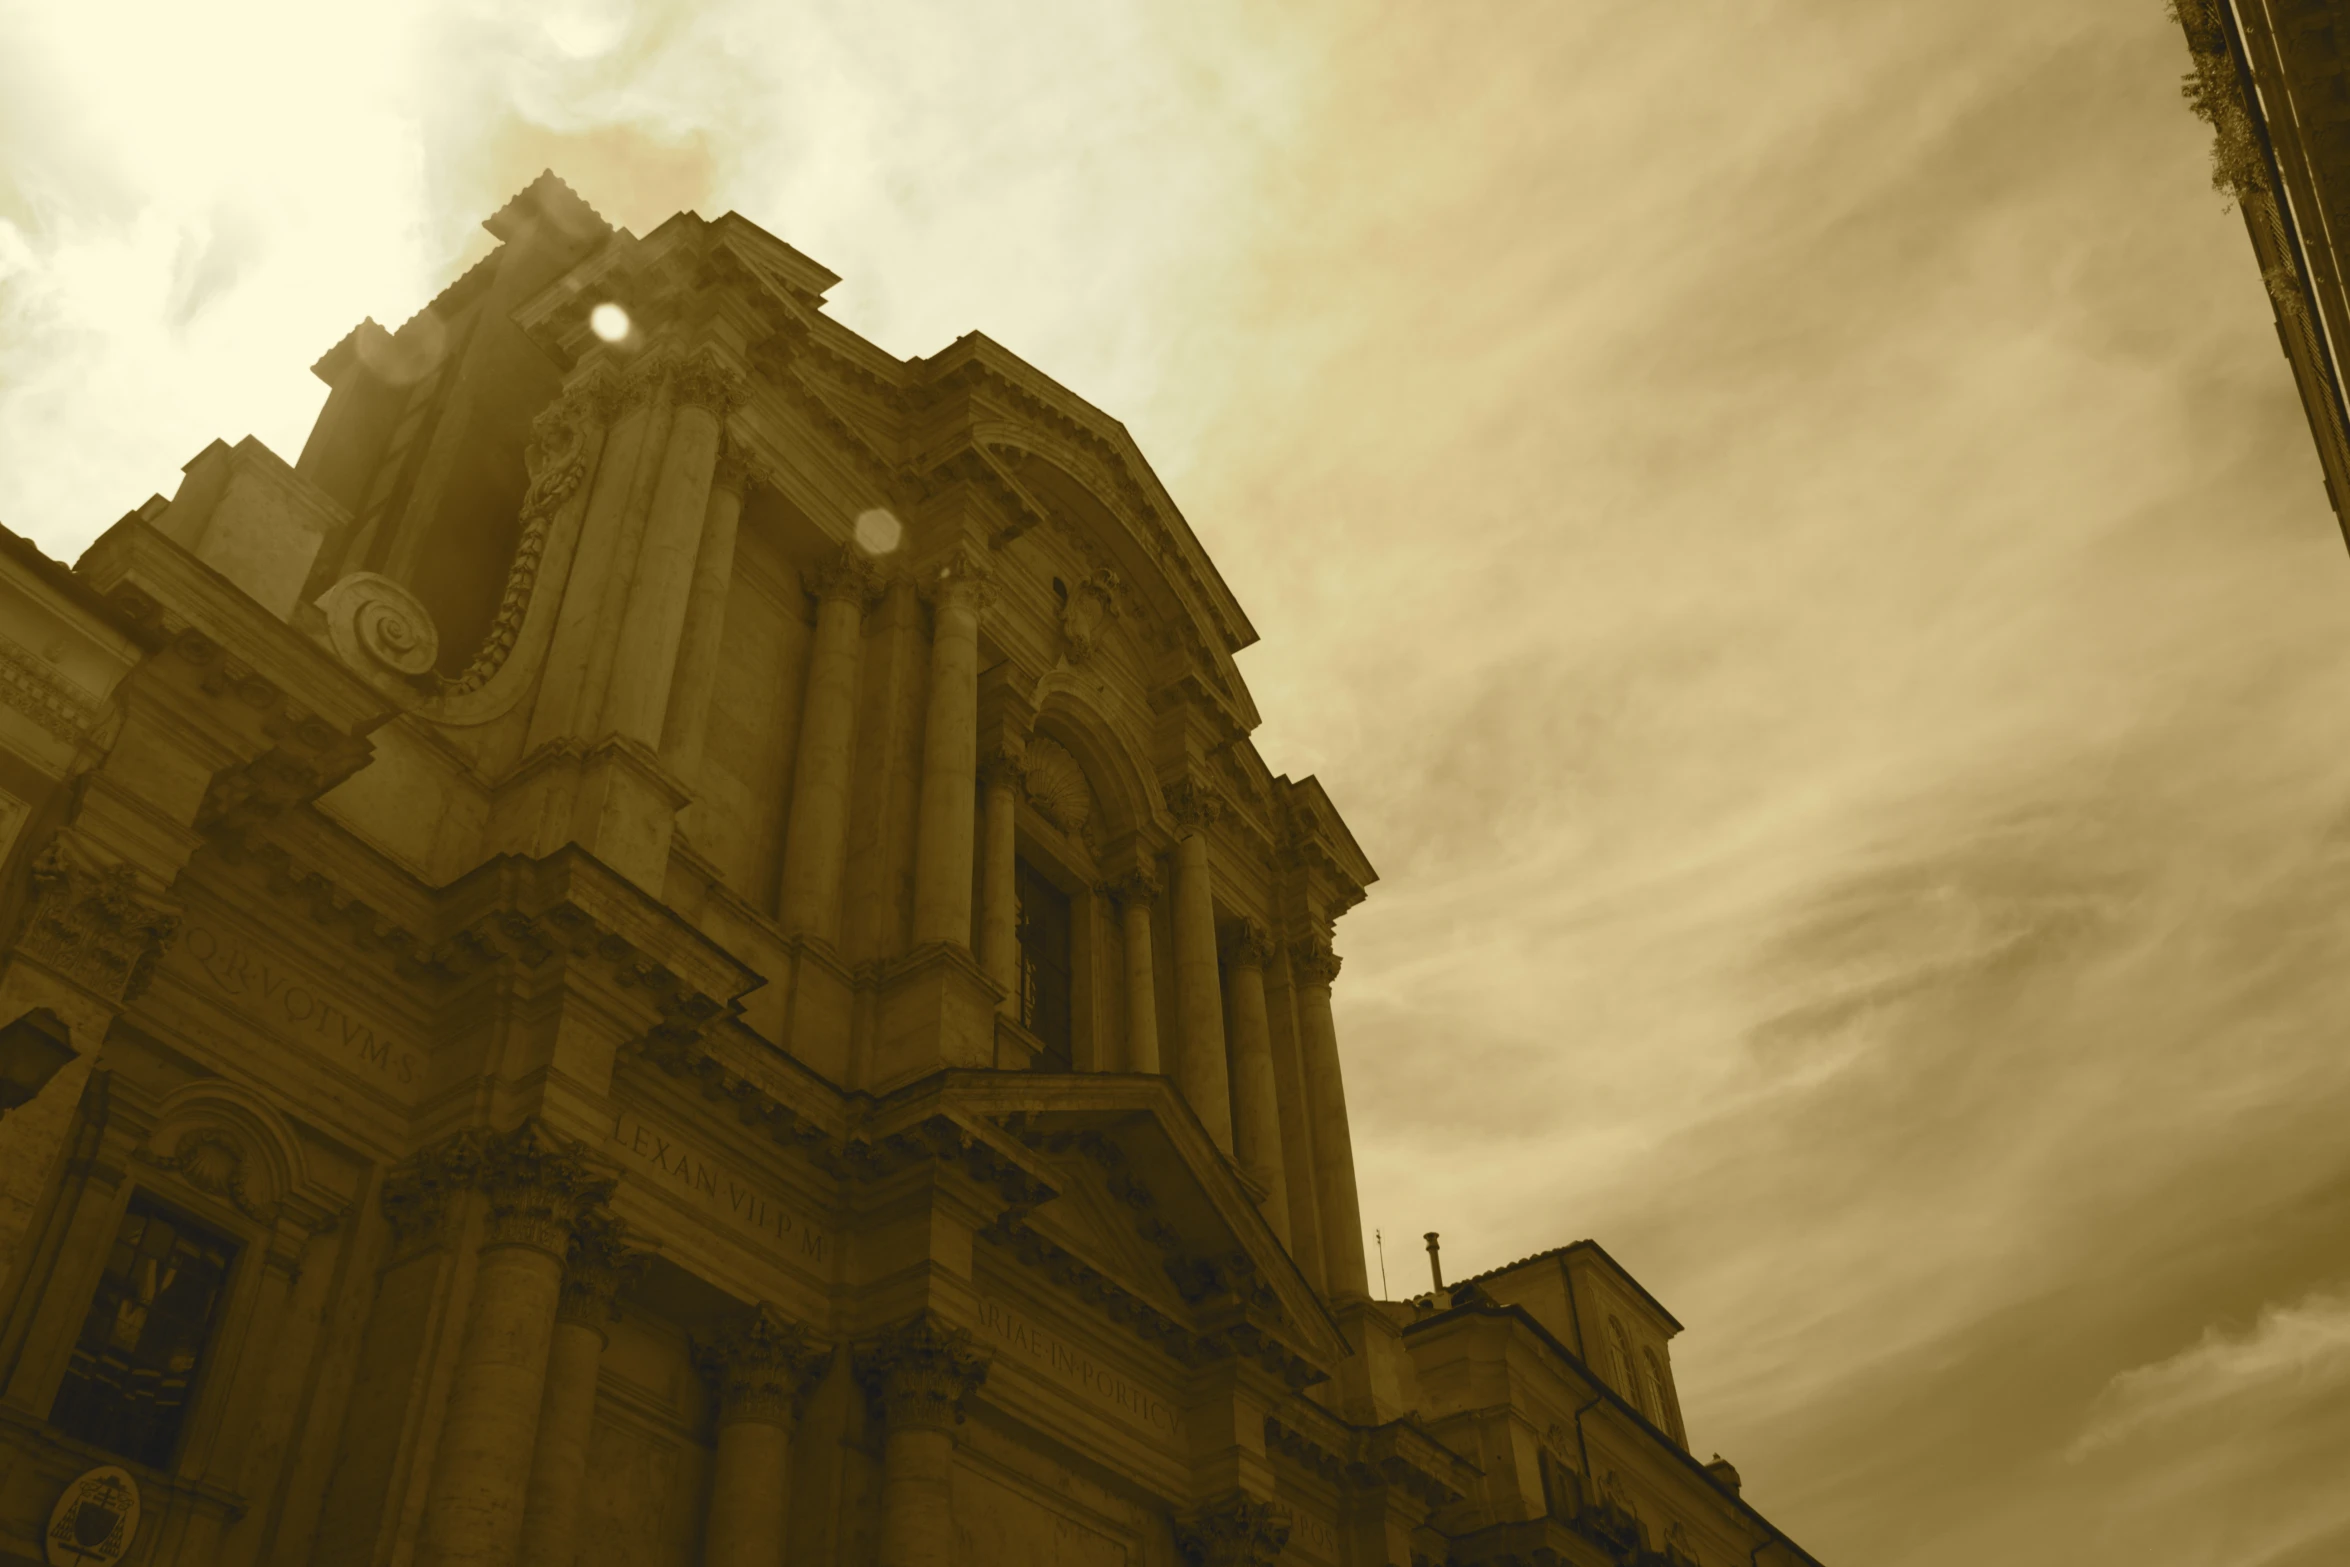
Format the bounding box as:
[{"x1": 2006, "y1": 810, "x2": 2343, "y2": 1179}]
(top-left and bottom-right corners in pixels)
[{"x1": 589, "y1": 301, "x2": 630, "y2": 342}]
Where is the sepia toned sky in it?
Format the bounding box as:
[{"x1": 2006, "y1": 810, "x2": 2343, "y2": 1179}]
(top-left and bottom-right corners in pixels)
[{"x1": 5, "y1": 2, "x2": 2347, "y2": 1561}]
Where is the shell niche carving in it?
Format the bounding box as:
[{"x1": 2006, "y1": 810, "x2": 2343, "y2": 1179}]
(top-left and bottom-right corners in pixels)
[{"x1": 1022, "y1": 738, "x2": 1094, "y2": 840}]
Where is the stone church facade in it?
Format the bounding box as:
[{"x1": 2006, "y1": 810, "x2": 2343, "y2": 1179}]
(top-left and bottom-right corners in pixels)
[{"x1": 0, "y1": 175, "x2": 1822, "y2": 1567}]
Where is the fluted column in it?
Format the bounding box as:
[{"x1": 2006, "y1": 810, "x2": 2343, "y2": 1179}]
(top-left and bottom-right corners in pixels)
[
  {"x1": 1111, "y1": 868, "x2": 1162, "y2": 1074},
  {"x1": 1292, "y1": 937, "x2": 1369, "y2": 1299},
  {"x1": 695, "y1": 1306, "x2": 832, "y2": 1567},
  {"x1": 776, "y1": 549, "x2": 876, "y2": 943},
  {"x1": 857, "y1": 1315, "x2": 990, "y2": 1567},
  {"x1": 911, "y1": 554, "x2": 989, "y2": 949},
  {"x1": 603, "y1": 352, "x2": 739, "y2": 747},
  {"x1": 1221, "y1": 920, "x2": 1290, "y2": 1244},
  {"x1": 1169, "y1": 786, "x2": 1233, "y2": 1152},
  {"x1": 659, "y1": 440, "x2": 752, "y2": 785},
  {"x1": 518, "y1": 1216, "x2": 643, "y2": 1567},
  {"x1": 416, "y1": 1125, "x2": 612, "y2": 1567},
  {"x1": 978, "y1": 748, "x2": 1024, "y2": 1016}
]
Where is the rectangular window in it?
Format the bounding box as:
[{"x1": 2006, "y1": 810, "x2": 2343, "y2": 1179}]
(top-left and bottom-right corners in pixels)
[
  {"x1": 48, "y1": 1196, "x2": 238, "y2": 1470},
  {"x1": 1015, "y1": 859, "x2": 1074, "y2": 1071}
]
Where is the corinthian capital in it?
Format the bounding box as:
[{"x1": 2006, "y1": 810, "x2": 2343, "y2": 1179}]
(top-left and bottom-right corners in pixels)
[
  {"x1": 855, "y1": 1312, "x2": 990, "y2": 1433},
  {"x1": 20, "y1": 837, "x2": 180, "y2": 1005},
  {"x1": 1173, "y1": 1494, "x2": 1293, "y2": 1567},
  {"x1": 669, "y1": 349, "x2": 746, "y2": 416},
  {"x1": 1288, "y1": 934, "x2": 1341, "y2": 989},
  {"x1": 808, "y1": 544, "x2": 881, "y2": 608},
  {"x1": 1218, "y1": 918, "x2": 1275, "y2": 970},
  {"x1": 923, "y1": 546, "x2": 995, "y2": 614},
  {"x1": 1104, "y1": 863, "x2": 1162, "y2": 909},
  {"x1": 694, "y1": 1304, "x2": 832, "y2": 1428},
  {"x1": 556, "y1": 1211, "x2": 649, "y2": 1330},
  {"x1": 1164, "y1": 777, "x2": 1223, "y2": 833},
  {"x1": 476, "y1": 1120, "x2": 614, "y2": 1257}
]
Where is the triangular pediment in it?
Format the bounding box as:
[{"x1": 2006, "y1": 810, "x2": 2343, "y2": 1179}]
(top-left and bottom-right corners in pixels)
[{"x1": 876, "y1": 1072, "x2": 1350, "y2": 1375}]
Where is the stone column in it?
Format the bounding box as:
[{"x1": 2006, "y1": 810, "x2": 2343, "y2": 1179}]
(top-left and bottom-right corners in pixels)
[
  {"x1": 658, "y1": 441, "x2": 752, "y2": 785},
  {"x1": 417, "y1": 1125, "x2": 612, "y2": 1567},
  {"x1": 776, "y1": 548, "x2": 876, "y2": 943},
  {"x1": 695, "y1": 1306, "x2": 832, "y2": 1567},
  {"x1": 1169, "y1": 786, "x2": 1233, "y2": 1152},
  {"x1": 1266, "y1": 945, "x2": 1326, "y2": 1293},
  {"x1": 910, "y1": 554, "x2": 989, "y2": 950},
  {"x1": 518, "y1": 1216, "x2": 643, "y2": 1567},
  {"x1": 602, "y1": 353, "x2": 738, "y2": 747},
  {"x1": 1110, "y1": 868, "x2": 1162, "y2": 1074},
  {"x1": 1220, "y1": 920, "x2": 1290, "y2": 1245},
  {"x1": 977, "y1": 748, "x2": 1025, "y2": 1016},
  {"x1": 1292, "y1": 937, "x2": 1370, "y2": 1300},
  {"x1": 857, "y1": 1314, "x2": 990, "y2": 1567}
]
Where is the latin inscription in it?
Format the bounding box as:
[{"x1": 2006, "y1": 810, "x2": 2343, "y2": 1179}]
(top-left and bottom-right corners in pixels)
[
  {"x1": 610, "y1": 1112, "x2": 830, "y2": 1265},
  {"x1": 178, "y1": 924, "x2": 419, "y2": 1085},
  {"x1": 1288, "y1": 1510, "x2": 1340, "y2": 1560},
  {"x1": 977, "y1": 1296, "x2": 1185, "y2": 1441}
]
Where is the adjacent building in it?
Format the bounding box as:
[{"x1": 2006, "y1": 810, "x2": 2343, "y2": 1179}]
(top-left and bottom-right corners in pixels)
[
  {"x1": 2174, "y1": 0, "x2": 2350, "y2": 542},
  {"x1": 0, "y1": 174, "x2": 1821, "y2": 1567}
]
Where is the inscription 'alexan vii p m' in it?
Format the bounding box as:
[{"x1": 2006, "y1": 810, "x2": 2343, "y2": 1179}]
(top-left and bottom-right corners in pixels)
[{"x1": 610, "y1": 1112, "x2": 830, "y2": 1265}]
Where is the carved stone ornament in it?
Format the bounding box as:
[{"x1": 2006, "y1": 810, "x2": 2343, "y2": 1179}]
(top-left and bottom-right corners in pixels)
[
  {"x1": 808, "y1": 545, "x2": 881, "y2": 607},
  {"x1": 20, "y1": 838, "x2": 179, "y2": 1004},
  {"x1": 710, "y1": 432, "x2": 753, "y2": 497},
  {"x1": 1164, "y1": 776, "x2": 1222, "y2": 833},
  {"x1": 1218, "y1": 918, "x2": 1275, "y2": 970},
  {"x1": 379, "y1": 1120, "x2": 611, "y2": 1255},
  {"x1": 854, "y1": 1312, "x2": 990, "y2": 1433},
  {"x1": 1104, "y1": 865, "x2": 1161, "y2": 909},
  {"x1": 0, "y1": 622, "x2": 102, "y2": 744},
  {"x1": 1059, "y1": 566, "x2": 1121, "y2": 664},
  {"x1": 1021, "y1": 737, "x2": 1093, "y2": 841},
  {"x1": 693, "y1": 1304, "x2": 833, "y2": 1428},
  {"x1": 445, "y1": 379, "x2": 605, "y2": 696},
  {"x1": 1172, "y1": 1494, "x2": 1292, "y2": 1567},
  {"x1": 555, "y1": 1211, "x2": 648, "y2": 1330},
  {"x1": 925, "y1": 546, "x2": 994, "y2": 613},
  {"x1": 44, "y1": 1465, "x2": 139, "y2": 1567},
  {"x1": 667, "y1": 350, "x2": 745, "y2": 417},
  {"x1": 148, "y1": 1129, "x2": 254, "y2": 1216},
  {"x1": 1288, "y1": 934, "x2": 1341, "y2": 989},
  {"x1": 478, "y1": 1120, "x2": 614, "y2": 1257},
  {"x1": 315, "y1": 572, "x2": 440, "y2": 686}
]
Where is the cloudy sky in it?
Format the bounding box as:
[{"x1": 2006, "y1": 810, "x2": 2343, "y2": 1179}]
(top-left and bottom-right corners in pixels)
[{"x1": 5, "y1": 1, "x2": 2346, "y2": 1561}]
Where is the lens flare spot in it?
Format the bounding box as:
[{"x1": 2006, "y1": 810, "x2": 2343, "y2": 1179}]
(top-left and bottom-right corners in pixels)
[
  {"x1": 589, "y1": 302, "x2": 630, "y2": 343},
  {"x1": 853, "y1": 508, "x2": 904, "y2": 554}
]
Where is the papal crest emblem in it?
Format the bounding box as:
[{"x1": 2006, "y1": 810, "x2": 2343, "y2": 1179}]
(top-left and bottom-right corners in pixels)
[{"x1": 45, "y1": 1466, "x2": 138, "y2": 1567}]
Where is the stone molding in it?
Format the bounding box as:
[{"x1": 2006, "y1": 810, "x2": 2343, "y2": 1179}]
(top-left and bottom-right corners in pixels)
[
  {"x1": 855, "y1": 1313, "x2": 990, "y2": 1433},
  {"x1": 710, "y1": 433, "x2": 754, "y2": 498},
  {"x1": 0, "y1": 620, "x2": 103, "y2": 742},
  {"x1": 1287, "y1": 935, "x2": 1341, "y2": 990},
  {"x1": 921, "y1": 545, "x2": 995, "y2": 614},
  {"x1": 693, "y1": 1304, "x2": 832, "y2": 1428},
  {"x1": 19, "y1": 835, "x2": 180, "y2": 1003},
  {"x1": 1172, "y1": 1493, "x2": 1292, "y2": 1567}
]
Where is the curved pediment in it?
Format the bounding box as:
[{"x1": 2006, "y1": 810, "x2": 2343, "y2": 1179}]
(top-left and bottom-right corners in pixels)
[{"x1": 912, "y1": 336, "x2": 1262, "y2": 736}]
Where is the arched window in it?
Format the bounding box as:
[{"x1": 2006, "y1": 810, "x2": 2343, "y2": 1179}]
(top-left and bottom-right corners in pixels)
[
  {"x1": 1606, "y1": 1317, "x2": 1635, "y2": 1398},
  {"x1": 1641, "y1": 1348, "x2": 1671, "y2": 1427}
]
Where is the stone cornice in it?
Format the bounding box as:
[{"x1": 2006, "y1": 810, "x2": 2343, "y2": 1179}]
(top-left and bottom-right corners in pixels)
[{"x1": 1262, "y1": 1412, "x2": 1476, "y2": 1511}]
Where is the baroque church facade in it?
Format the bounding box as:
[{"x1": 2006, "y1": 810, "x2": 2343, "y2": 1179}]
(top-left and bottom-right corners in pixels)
[{"x1": 0, "y1": 175, "x2": 1821, "y2": 1567}]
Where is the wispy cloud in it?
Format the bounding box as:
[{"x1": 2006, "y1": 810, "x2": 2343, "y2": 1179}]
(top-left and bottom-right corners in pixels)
[{"x1": 2071, "y1": 1287, "x2": 2350, "y2": 1458}]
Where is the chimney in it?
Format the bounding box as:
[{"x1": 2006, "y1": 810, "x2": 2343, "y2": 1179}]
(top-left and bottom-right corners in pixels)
[{"x1": 1425, "y1": 1232, "x2": 1444, "y2": 1291}]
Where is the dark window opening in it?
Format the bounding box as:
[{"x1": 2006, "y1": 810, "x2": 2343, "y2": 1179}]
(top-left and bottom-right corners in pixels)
[
  {"x1": 49, "y1": 1196, "x2": 238, "y2": 1470},
  {"x1": 1015, "y1": 859, "x2": 1073, "y2": 1071}
]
